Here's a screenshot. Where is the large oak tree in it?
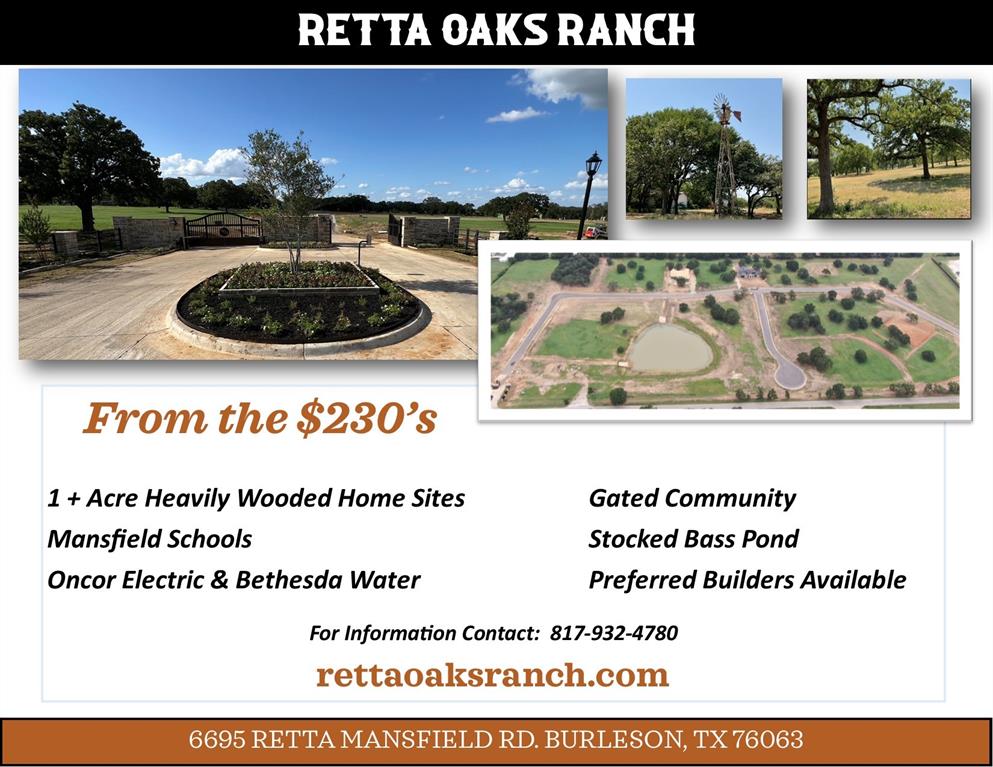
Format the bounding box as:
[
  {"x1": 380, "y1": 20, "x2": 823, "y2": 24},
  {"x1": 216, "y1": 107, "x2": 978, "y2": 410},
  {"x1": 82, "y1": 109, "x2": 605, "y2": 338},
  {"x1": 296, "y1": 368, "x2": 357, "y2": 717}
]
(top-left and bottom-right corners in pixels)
[
  {"x1": 19, "y1": 103, "x2": 161, "y2": 231},
  {"x1": 806, "y1": 79, "x2": 902, "y2": 216},
  {"x1": 876, "y1": 79, "x2": 971, "y2": 180}
]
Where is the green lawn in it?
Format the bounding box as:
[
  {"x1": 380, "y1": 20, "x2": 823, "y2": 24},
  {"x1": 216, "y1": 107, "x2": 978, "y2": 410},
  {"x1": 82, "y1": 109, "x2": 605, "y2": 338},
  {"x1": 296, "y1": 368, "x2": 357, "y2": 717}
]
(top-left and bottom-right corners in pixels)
[
  {"x1": 774, "y1": 298, "x2": 882, "y2": 339},
  {"x1": 491, "y1": 260, "x2": 511, "y2": 282},
  {"x1": 491, "y1": 258, "x2": 557, "y2": 296},
  {"x1": 333, "y1": 212, "x2": 583, "y2": 239},
  {"x1": 491, "y1": 317, "x2": 523, "y2": 356},
  {"x1": 797, "y1": 257, "x2": 922, "y2": 288},
  {"x1": 539, "y1": 319, "x2": 632, "y2": 359},
  {"x1": 604, "y1": 258, "x2": 666, "y2": 290},
  {"x1": 910, "y1": 258, "x2": 960, "y2": 325},
  {"x1": 510, "y1": 383, "x2": 582, "y2": 408},
  {"x1": 20, "y1": 205, "x2": 216, "y2": 231},
  {"x1": 905, "y1": 334, "x2": 960, "y2": 383},
  {"x1": 828, "y1": 339, "x2": 905, "y2": 386},
  {"x1": 682, "y1": 378, "x2": 729, "y2": 396}
]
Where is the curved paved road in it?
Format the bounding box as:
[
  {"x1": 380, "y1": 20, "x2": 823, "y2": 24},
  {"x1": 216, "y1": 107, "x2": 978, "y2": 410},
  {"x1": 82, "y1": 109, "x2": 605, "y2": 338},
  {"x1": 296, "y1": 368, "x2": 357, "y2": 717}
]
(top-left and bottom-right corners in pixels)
[{"x1": 752, "y1": 292, "x2": 806, "y2": 389}]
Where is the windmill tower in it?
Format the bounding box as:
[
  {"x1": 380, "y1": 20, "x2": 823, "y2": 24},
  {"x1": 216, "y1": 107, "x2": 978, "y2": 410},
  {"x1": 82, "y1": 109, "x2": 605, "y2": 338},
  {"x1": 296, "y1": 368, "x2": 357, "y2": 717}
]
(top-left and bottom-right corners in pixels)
[{"x1": 713, "y1": 93, "x2": 741, "y2": 217}]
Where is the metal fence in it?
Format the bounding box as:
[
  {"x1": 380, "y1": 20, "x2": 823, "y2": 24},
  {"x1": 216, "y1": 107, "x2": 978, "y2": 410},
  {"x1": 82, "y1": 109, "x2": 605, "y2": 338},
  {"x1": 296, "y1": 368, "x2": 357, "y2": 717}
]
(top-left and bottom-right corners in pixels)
[{"x1": 73, "y1": 228, "x2": 123, "y2": 256}]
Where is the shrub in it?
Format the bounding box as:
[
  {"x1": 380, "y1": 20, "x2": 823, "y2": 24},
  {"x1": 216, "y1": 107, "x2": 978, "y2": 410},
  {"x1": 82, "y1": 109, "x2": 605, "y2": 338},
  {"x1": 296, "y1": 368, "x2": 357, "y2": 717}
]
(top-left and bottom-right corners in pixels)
[
  {"x1": 922, "y1": 350, "x2": 936, "y2": 362},
  {"x1": 854, "y1": 349, "x2": 868, "y2": 364},
  {"x1": 19, "y1": 203, "x2": 51, "y2": 248},
  {"x1": 609, "y1": 388, "x2": 628, "y2": 406}
]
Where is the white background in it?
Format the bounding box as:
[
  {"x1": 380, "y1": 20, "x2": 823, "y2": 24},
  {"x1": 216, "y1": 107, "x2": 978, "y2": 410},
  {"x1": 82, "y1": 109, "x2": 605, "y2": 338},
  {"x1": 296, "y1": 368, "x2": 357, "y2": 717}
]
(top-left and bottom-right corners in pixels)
[{"x1": 2, "y1": 64, "x2": 990, "y2": 722}]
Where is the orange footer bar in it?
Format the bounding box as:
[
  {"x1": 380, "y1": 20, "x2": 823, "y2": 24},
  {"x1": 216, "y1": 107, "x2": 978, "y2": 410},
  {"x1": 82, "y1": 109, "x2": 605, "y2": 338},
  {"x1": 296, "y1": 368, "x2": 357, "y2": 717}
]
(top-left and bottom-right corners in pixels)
[{"x1": 2, "y1": 719, "x2": 990, "y2": 765}]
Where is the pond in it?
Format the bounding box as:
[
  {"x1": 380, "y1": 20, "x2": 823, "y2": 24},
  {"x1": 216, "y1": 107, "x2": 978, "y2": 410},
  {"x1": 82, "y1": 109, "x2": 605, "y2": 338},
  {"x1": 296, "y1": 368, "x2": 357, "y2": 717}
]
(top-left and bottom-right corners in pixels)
[{"x1": 628, "y1": 323, "x2": 713, "y2": 373}]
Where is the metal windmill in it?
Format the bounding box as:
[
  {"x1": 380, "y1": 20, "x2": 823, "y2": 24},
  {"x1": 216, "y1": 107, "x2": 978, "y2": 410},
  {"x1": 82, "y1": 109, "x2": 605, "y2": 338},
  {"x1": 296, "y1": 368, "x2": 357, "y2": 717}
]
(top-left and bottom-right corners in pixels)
[{"x1": 713, "y1": 93, "x2": 742, "y2": 217}]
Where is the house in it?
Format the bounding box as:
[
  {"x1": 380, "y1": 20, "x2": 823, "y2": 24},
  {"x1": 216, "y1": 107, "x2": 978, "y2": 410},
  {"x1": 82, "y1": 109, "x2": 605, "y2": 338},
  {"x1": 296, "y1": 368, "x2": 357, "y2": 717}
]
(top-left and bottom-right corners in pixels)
[{"x1": 738, "y1": 265, "x2": 761, "y2": 279}]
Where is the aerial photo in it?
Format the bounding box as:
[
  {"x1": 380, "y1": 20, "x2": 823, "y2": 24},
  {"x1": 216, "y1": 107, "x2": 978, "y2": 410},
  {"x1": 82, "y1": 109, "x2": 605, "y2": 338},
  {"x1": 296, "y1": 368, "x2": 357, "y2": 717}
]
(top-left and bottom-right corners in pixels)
[{"x1": 488, "y1": 249, "x2": 964, "y2": 412}]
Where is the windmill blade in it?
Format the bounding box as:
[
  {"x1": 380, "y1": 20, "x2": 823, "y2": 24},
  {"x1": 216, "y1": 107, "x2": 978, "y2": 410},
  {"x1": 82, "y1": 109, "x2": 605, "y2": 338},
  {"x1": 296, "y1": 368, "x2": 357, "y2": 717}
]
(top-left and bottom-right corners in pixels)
[{"x1": 733, "y1": 110, "x2": 742, "y2": 122}]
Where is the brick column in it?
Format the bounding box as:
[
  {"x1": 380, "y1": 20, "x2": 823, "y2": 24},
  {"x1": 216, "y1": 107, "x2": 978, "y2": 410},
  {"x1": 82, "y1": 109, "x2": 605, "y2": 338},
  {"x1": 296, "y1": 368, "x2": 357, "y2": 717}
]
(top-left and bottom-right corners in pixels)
[
  {"x1": 52, "y1": 231, "x2": 79, "y2": 258},
  {"x1": 400, "y1": 217, "x2": 415, "y2": 248}
]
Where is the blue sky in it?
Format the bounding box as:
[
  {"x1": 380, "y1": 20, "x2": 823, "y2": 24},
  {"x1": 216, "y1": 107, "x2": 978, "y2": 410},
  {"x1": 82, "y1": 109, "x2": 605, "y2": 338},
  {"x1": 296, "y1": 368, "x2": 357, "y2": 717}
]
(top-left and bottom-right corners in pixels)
[
  {"x1": 841, "y1": 79, "x2": 972, "y2": 144},
  {"x1": 626, "y1": 77, "x2": 783, "y2": 157},
  {"x1": 19, "y1": 68, "x2": 608, "y2": 206}
]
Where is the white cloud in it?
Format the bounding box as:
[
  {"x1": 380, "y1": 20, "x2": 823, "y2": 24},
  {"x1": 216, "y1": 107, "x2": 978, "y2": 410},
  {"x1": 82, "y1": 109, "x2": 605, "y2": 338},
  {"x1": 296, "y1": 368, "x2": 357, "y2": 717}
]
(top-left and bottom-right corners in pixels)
[
  {"x1": 433, "y1": 180, "x2": 451, "y2": 186},
  {"x1": 492, "y1": 176, "x2": 545, "y2": 194},
  {"x1": 415, "y1": 188, "x2": 429, "y2": 195},
  {"x1": 158, "y1": 148, "x2": 246, "y2": 181},
  {"x1": 565, "y1": 173, "x2": 609, "y2": 190},
  {"x1": 485, "y1": 106, "x2": 549, "y2": 124},
  {"x1": 464, "y1": 166, "x2": 479, "y2": 174},
  {"x1": 358, "y1": 182, "x2": 369, "y2": 189},
  {"x1": 549, "y1": 190, "x2": 564, "y2": 198},
  {"x1": 520, "y1": 69, "x2": 608, "y2": 110},
  {"x1": 320, "y1": 157, "x2": 338, "y2": 166},
  {"x1": 447, "y1": 191, "x2": 462, "y2": 197}
]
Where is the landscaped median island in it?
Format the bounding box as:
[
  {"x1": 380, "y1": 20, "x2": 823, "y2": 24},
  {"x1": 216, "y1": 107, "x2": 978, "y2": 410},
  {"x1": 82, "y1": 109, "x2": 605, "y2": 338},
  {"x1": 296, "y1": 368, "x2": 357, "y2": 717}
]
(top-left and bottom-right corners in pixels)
[
  {"x1": 489, "y1": 250, "x2": 965, "y2": 413},
  {"x1": 177, "y1": 261, "x2": 421, "y2": 345}
]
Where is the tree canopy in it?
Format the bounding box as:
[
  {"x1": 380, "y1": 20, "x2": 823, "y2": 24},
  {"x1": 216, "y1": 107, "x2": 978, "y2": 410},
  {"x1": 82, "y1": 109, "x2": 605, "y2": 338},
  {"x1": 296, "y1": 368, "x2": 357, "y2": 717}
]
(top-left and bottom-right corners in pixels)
[
  {"x1": 626, "y1": 106, "x2": 781, "y2": 218},
  {"x1": 19, "y1": 102, "x2": 161, "y2": 231}
]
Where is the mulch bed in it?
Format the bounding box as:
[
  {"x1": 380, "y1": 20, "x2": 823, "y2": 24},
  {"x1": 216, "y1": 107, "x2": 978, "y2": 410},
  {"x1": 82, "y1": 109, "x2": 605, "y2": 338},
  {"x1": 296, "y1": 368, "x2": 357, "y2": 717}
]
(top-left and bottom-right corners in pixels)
[{"x1": 176, "y1": 262, "x2": 420, "y2": 344}]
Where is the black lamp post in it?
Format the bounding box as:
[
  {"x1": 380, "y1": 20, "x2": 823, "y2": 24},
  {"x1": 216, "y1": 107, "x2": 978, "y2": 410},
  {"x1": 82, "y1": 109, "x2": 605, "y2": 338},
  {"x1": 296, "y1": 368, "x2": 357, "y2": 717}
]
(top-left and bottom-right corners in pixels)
[{"x1": 576, "y1": 150, "x2": 603, "y2": 240}]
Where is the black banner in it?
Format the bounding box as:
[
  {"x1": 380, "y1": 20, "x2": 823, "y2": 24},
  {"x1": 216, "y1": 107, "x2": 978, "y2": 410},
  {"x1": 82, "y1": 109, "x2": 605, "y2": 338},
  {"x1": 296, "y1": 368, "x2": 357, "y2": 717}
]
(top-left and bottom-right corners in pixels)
[{"x1": 8, "y1": 5, "x2": 989, "y2": 65}]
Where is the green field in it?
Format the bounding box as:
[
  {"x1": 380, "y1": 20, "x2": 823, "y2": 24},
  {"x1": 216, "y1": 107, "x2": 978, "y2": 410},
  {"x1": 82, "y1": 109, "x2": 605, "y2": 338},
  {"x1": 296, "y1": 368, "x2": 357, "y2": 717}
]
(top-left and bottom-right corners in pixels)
[
  {"x1": 491, "y1": 260, "x2": 511, "y2": 282},
  {"x1": 491, "y1": 259, "x2": 557, "y2": 297},
  {"x1": 910, "y1": 258, "x2": 960, "y2": 324},
  {"x1": 334, "y1": 212, "x2": 583, "y2": 239},
  {"x1": 808, "y1": 163, "x2": 971, "y2": 219},
  {"x1": 510, "y1": 383, "x2": 582, "y2": 408},
  {"x1": 538, "y1": 319, "x2": 632, "y2": 359},
  {"x1": 20, "y1": 205, "x2": 216, "y2": 231},
  {"x1": 491, "y1": 317, "x2": 523, "y2": 356},
  {"x1": 905, "y1": 334, "x2": 960, "y2": 382},
  {"x1": 682, "y1": 378, "x2": 729, "y2": 396},
  {"x1": 774, "y1": 298, "x2": 882, "y2": 339},
  {"x1": 605, "y1": 258, "x2": 666, "y2": 290},
  {"x1": 21, "y1": 205, "x2": 589, "y2": 239},
  {"x1": 828, "y1": 339, "x2": 904, "y2": 386},
  {"x1": 798, "y1": 257, "x2": 922, "y2": 288}
]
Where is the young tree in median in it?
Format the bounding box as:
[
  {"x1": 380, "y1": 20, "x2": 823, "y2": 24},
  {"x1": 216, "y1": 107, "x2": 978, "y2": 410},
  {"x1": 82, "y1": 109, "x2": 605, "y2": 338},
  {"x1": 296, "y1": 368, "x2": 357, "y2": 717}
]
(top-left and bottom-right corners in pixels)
[
  {"x1": 807, "y1": 79, "x2": 903, "y2": 217},
  {"x1": 243, "y1": 129, "x2": 336, "y2": 273},
  {"x1": 19, "y1": 103, "x2": 161, "y2": 232}
]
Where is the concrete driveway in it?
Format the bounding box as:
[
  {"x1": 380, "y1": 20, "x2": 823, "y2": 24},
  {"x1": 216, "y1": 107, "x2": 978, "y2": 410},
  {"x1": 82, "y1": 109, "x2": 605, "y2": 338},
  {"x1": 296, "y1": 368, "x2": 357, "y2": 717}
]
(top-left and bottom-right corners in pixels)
[{"x1": 19, "y1": 241, "x2": 477, "y2": 360}]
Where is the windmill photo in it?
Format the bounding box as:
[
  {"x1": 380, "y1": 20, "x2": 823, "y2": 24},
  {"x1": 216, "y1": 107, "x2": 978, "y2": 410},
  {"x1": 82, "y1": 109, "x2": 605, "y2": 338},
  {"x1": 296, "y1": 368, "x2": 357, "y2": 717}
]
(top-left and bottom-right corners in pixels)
[
  {"x1": 713, "y1": 92, "x2": 741, "y2": 217},
  {"x1": 626, "y1": 77, "x2": 782, "y2": 221}
]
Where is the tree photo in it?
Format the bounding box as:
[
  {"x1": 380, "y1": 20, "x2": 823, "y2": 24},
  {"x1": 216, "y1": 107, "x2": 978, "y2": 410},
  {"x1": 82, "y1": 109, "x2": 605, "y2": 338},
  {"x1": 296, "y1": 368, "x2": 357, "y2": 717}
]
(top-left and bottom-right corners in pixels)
[
  {"x1": 807, "y1": 78, "x2": 971, "y2": 219},
  {"x1": 625, "y1": 78, "x2": 783, "y2": 221}
]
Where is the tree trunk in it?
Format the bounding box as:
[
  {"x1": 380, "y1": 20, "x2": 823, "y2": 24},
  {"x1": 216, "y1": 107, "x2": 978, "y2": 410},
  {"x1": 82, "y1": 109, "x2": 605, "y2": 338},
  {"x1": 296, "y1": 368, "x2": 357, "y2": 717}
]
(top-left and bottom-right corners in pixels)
[
  {"x1": 815, "y1": 104, "x2": 834, "y2": 216},
  {"x1": 920, "y1": 138, "x2": 930, "y2": 180},
  {"x1": 78, "y1": 196, "x2": 95, "y2": 232}
]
